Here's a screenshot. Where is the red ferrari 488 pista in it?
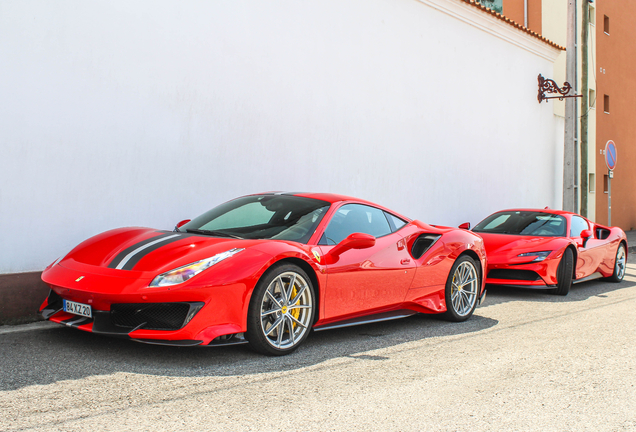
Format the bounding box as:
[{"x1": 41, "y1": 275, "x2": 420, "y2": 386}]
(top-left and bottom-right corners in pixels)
[
  {"x1": 471, "y1": 209, "x2": 627, "y2": 295},
  {"x1": 40, "y1": 193, "x2": 486, "y2": 355}
]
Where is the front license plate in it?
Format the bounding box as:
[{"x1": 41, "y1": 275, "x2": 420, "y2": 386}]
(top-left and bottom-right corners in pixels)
[{"x1": 63, "y1": 299, "x2": 92, "y2": 318}]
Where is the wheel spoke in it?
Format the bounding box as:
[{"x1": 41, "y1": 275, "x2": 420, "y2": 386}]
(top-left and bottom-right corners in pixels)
[
  {"x1": 287, "y1": 317, "x2": 296, "y2": 344},
  {"x1": 462, "y1": 277, "x2": 477, "y2": 286},
  {"x1": 265, "y1": 315, "x2": 284, "y2": 336},
  {"x1": 266, "y1": 290, "x2": 282, "y2": 308},
  {"x1": 261, "y1": 308, "x2": 281, "y2": 318},
  {"x1": 276, "y1": 317, "x2": 285, "y2": 346},
  {"x1": 460, "y1": 291, "x2": 468, "y2": 312},
  {"x1": 285, "y1": 274, "x2": 296, "y2": 303},
  {"x1": 288, "y1": 314, "x2": 307, "y2": 329},
  {"x1": 461, "y1": 264, "x2": 469, "y2": 284},
  {"x1": 288, "y1": 304, "x2": 311, "y2": 310}
]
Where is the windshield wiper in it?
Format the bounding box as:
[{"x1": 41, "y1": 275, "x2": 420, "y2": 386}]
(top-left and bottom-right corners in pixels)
[{"x1": 185, "y1": 229, "x2": 244, "y2": 239}]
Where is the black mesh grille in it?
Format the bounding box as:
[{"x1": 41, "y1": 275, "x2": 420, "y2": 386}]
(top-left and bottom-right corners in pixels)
[
  {"x1": 47, "y1": 289, "x2": 64, "y2": 310},
  {"x1": 110, "y1": 303, "x2": 191, "y2": 331},
  {"x1": 488, "y1": 269, "x2": 541, "y2": 281}
]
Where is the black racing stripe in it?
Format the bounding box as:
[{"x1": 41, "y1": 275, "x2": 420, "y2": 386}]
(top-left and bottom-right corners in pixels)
[
  {"x1": 120, "y1": 233, "x2": 193, "y2": 271},
  {"x1": 107, "y1": 231, "x2": 173, "y2": 269}
]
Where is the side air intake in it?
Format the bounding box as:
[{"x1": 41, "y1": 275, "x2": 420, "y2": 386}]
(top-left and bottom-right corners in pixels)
[{"x1": 411, "y1": 234, "x2": 441, "y2": 259}]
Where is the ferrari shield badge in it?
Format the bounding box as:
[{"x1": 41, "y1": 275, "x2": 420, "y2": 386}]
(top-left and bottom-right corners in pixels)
[{"x1": 312, "y1": 250, "x2": 321, "y2": 263}]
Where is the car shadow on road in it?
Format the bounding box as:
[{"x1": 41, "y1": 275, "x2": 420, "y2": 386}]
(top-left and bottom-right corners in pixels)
[
  {"x1": 483, "y1": 275, "x2": 636, "y2": 307},
  {"x1": 0, "y1": 312, "x2": 498, "y2": 391},
  {"x1": 483, "y1": 254, "x2": 636, "y2": 307}
]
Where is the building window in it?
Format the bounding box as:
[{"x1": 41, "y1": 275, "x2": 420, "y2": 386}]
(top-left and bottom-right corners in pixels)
[
  {"x1": 604, "y1": 15, "x2": 610, "y2": 34},
  {"x1": 604, "y1": 95, "x2": 610, "y2": 113},
  {"x1": 477, "y1": 0, "x2": 503, "y2": 14},
  {"x1": 589, "y1": 89, "x2": 596, "y2": 108},
  {"x1": 589, "y1": 6, "x2": 596, "y2": 25},
  {"x1": 589, "y1": 173, "x2": 595, "y2": 193}
]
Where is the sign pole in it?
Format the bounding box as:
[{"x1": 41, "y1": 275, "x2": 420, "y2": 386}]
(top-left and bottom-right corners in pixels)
[
  {"x1": 608, "y1": 169, "x2": 612, "y2": 226},
  {"x1": 604, "y1": 140, "x2": 617, "y2": 226}
]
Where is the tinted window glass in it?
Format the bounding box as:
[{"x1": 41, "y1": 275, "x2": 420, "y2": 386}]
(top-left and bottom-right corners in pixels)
[
  {"x1": 320, "y1": 204, "x2": 392, "y2": 245},
  {"x1": 570, "y1": 216, "x2": 589, "y2": 238},
  {"x1": 181, "y1": 195, "x2": 330, "y2": 243},
  {"x1": 385, "y1": 212, "x2": 407, "y2": 232},
  {"x1": 473, "y1": 211, "x2": 567, "y2": 237}
]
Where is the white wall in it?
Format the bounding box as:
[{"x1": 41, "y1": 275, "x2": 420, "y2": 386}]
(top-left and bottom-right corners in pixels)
[{"x1": 0, "y1": 0, "x2": 563, "y2": 273}]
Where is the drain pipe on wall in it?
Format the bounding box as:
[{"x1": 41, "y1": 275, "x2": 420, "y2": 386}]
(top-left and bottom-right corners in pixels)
[
  {"x1": 580, "y1": 0, "x2": 589, "y2": 218},
  {"x1": 563, "y1": 0, "x2": 577, "y2": 212}
]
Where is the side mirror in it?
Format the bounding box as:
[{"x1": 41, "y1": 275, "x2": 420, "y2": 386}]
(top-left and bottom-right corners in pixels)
[
  {"x1": 175, "y1": 219, "x2": 191, "y2": 231},
  {"x1": 458, "y1": 222, "x2": 471, "y2": 230},
  {"x1": 326, "y1": 233, "x2": 376, "y2": 264},
  {"x1": 581, "y1": 229, "x2": 593, "y2": 247}
]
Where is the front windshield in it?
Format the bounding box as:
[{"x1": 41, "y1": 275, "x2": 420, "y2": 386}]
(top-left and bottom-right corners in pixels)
[
  {"x1": 180, "y1": 195, "x2": 330, "y2": 243},
  {"x1": 473, "y1": 211, "x2": 567, "y2": 237}
]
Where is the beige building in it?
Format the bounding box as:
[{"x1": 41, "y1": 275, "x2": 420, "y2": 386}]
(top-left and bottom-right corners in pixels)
[{"x1": 489, "y1": 0, "x2": 635, "y2": 230}]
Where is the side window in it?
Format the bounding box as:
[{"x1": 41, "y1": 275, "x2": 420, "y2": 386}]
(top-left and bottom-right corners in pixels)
[
  {"x1": 385, "y1": 212, "x2": 407, "y2": 232},
  {"x1": 570, "y1": 216, "x2": 590, "y2": 238},
  {"x1": 320, "y1": 204, "x2": 392, "y2": 245}
]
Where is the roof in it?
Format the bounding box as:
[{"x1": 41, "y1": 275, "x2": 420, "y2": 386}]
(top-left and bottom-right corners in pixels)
[
  {"x1": 460, "y1": 0, "x2": 565, "y2": 51},
  {"x1": 495, "y1": 208, "x2": 577, "y2": 217}
]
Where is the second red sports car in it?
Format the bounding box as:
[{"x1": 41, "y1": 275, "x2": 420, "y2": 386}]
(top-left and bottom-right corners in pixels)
[
  {"x1": 39, "y1": 193, "x2": 487, "y2": 355},
  {"x1": 470, "y1": 208, "x2": 627, "y2": 295}
]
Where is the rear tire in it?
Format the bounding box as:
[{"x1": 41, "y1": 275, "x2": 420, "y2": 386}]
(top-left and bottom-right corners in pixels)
[
  {"x1": 552, "y1": 248, "x2": 573, "y2": 296},
  {"x1": 441, "y1": 255, "x2": 480, "y2": 322},
  {"x1": 607, "y1": 244, "x2": 626, "y2": 282}
]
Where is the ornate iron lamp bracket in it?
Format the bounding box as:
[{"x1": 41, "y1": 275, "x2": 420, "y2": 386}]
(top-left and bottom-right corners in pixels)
[{"x1": 538, "y1": 74, "x2": 582, "y2": 103}]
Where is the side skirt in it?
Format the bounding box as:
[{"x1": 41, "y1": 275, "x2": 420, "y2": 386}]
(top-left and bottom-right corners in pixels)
[
  {"x1": 312, "y1": 309, "x2": 418, "y2": 332},
  {"x1": 573, "y1": 272, "x2": 604, "y2": 284}
]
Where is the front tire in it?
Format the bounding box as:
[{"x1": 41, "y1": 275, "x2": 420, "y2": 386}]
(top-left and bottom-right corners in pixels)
[
  {"x1": 607, "y1": 244, "x2": 627, "y2": 282},
  {"x1": 246, "y1": 264, "x2": 315, "y2": 356},
  {"x1": 552, "y1": 247, "x2": 574, "y2": 296},
  {"x1": 441, "y1": 255, "x2": 480, "y2": 322}
]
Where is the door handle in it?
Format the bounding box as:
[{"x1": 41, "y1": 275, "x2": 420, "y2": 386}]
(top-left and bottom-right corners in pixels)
[{"x1": 401, "y1": 258, "x2": 411, "y2": 265}]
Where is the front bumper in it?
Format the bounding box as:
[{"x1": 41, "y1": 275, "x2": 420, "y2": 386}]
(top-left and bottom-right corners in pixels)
[
  {"x1": 39, "y1": 262, "x2": 253, "y2": 346},
  {"x1": 485, "y1": 258, "x2": 560, "y2": 288}
]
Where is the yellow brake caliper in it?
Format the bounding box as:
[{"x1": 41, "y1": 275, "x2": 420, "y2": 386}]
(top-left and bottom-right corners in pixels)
[{"x1": 289, "y1": 283, "x2": 300, "y2": 330}]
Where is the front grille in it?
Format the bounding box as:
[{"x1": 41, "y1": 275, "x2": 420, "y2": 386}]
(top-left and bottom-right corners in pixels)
[
  {"x1": 110, "y1": 303, "x2": 199, "y2": 331},
  {"x1": 488, "y1": 269, "x2": 541, "y2": 281}
]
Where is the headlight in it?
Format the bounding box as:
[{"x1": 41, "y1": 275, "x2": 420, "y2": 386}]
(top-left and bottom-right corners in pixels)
[
  {"x1": 517, "y1": 251, "x2": 552, "y2": 262},
  {"x1": 149, "y1": 248, "x2": 244, "y2": 287}
]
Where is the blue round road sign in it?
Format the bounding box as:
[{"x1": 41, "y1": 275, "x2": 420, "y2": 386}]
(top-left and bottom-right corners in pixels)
[{"x1": 605, "y1": 140, "x2": 617, "y2": 170}]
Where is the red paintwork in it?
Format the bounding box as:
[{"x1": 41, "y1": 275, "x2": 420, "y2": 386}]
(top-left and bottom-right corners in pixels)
[
  {"x1": 477, "y1": 208, "x2": 628, "y2": 288},
  {"x1": 40, "y1": 193, "x2": 487, "y2": 346}
]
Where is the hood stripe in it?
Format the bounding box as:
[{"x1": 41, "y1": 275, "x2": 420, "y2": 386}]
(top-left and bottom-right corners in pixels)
[
  {"x1": 107, "y1": 232, "x2": 187, "y2": 270},
  {"x1": 107, "y1": 232, "x2": 171, "y2": 269},
  {"x1": 114, "y1": 234, "x2": 182, "y2": 270}
]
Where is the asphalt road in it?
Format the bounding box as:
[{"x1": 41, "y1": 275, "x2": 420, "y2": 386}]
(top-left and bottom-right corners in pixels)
[{"x1": 2, "y1": 258, "x2": 636, "y2": 432}]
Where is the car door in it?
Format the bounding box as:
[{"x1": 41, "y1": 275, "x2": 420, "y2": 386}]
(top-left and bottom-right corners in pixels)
[
  {"x1": 570, "y1": 215, "x2": 605, "y2": 279},
  {"x1": 317, "y1": 203, "x2": 415, "y2": 320}
]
